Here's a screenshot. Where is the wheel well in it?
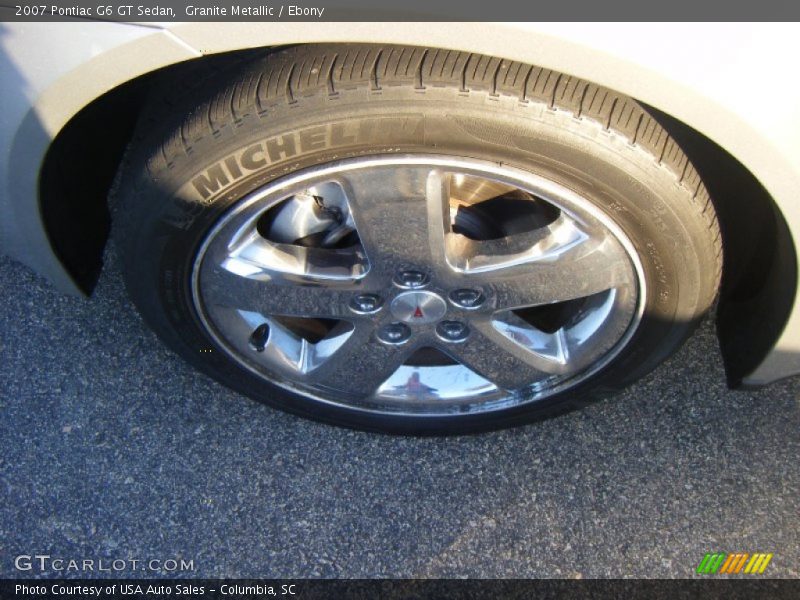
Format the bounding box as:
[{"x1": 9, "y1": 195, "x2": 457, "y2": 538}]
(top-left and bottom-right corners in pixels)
[
  {"x1": 645, "y1": 105, "x2": 797, "y2": 387},
  {"x1": 38, "y1": 66, "x2": 153, "y2": 294},
  {"x1": 38, "y1": 45, "x2": 797, "y2": 386},
  {"x1": 38, "y1": 49, "x2": 266, "y2": 293}
]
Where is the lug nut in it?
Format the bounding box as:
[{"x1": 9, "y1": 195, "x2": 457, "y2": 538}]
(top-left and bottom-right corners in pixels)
[
  {"x1": 436, "y1": 320, "x2": 470, "y2": 343},
  {"x1": 395, "y1": 269, "x2": 429, "y2": 289},
  {"x1": 377, "y1": 322, "x2": 412, "y2": 345},
  {"x1": 249, "y1": 323, "x2": 271, "y2": 352},
  {"x1": 349, "y1": 293, "x2": 383, "y2": 314},
  {"x1": 449, "y1": 288, "x2": 485, "y2": 309}
]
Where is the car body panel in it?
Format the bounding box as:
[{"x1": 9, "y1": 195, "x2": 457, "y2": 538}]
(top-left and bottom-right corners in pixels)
[
  {"x1": 1, "y1": 21, "x2": 798, "y2": 384},
  {"x1": 0, "y1": 21, "x2": 198, "y2": 294}
]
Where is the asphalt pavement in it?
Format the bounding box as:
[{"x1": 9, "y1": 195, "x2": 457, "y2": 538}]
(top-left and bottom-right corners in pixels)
[{"x1": 1, "y1": 252, "x2": 798, "y2": 578}]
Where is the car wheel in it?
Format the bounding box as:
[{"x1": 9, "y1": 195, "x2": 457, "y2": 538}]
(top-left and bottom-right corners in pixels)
[{"x1": 114, "y1": 44, "x2": 721, "y2": 434}]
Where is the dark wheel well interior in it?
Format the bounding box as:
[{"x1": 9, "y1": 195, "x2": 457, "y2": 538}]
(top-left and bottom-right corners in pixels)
[
  {"x1": 37, "y1": 45, "x2": 797, "y2": 387},
  {"x1": 38, "y1": 74, "x2": 143, "y2": 293},
  {"x1": 644, "y1": 105, "x2": 797, "y2": 387}
]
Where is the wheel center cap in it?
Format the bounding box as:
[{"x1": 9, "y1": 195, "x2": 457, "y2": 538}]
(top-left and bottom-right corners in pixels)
[{"x1": 390, "y1": 291, "x2": 447, "y2": 324}]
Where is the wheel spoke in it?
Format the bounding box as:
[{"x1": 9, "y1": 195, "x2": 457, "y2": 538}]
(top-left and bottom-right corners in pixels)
[
  {"x1": 445, "y1": 213, "x2": 576, "y2": 273},
  {"x1": 305, "y1": 322, "x2": 413, "y2": 396},
  {"x1": 468, "y1": 220, "x2": 636, "y2": 310},
  {"x1": 336, "y1": 164, "x2": 450, "y2": 279},
  {"x1": 217, "y1": 229, "x2": 369, "y2": 282},
  {"x1": 489, "y1": 277, "x2": 639, "y2": 375},
  {"x1": 444, "y1": 319, "x2": 569, "y2": 391},
  {"x1": 199, "y1": 262, "x2": 357, "y2": 319}
]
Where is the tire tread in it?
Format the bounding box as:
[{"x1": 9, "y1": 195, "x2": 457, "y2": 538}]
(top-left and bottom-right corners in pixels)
[{"x1": 136, "y1": 43, "x2": 722, "y2": 289}]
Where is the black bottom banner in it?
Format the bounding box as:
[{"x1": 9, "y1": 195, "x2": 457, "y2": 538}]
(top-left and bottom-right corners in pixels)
[{"x1": 2, "y1": 579, "x2": 799, "y2": 600}]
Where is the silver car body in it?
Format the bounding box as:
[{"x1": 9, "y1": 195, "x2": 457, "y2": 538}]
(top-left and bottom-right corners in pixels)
[{"x1": 1, "y1": 21, "x2": 799, "y2": 385}]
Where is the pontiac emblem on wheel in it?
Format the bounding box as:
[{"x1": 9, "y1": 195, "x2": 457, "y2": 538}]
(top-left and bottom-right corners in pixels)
[{"x1": 390, "y1": 291, "x2": 447, "y2": 324}]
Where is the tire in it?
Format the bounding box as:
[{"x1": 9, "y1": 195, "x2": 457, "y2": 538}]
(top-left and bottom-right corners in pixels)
[{"x1": 113, "y1": 44, "x2": 722, "y2": 435}]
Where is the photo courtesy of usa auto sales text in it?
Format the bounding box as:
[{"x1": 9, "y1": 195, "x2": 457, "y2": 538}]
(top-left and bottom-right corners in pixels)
[{"x1": 15, "y1": 583, "x2": 298, "y2": 596}]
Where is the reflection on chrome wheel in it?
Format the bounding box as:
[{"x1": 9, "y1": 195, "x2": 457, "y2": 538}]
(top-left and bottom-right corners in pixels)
[{"x1": 191, "y1": 156, "x2": 645, "y2": 416}]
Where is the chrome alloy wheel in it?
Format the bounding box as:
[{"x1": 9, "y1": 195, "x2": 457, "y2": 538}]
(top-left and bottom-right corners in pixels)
[{"x1": 191, "y1": 155, "x2": 645, "y2": 416}]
